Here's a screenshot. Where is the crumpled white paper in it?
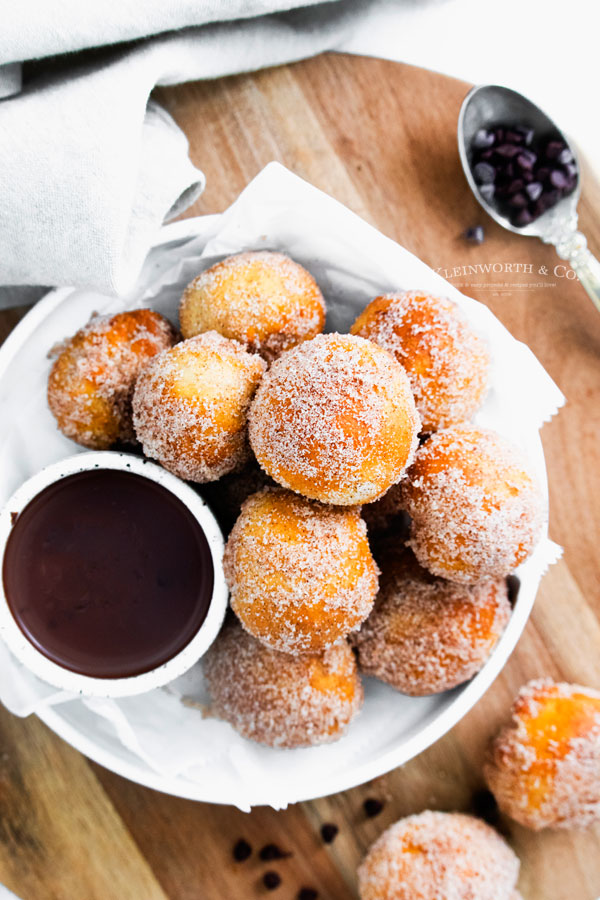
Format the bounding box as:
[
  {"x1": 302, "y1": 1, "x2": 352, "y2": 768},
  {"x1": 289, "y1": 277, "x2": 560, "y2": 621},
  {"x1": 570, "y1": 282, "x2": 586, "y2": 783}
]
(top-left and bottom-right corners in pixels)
[{"x1": 0, "y1": 163, "x2": 564, "y2": 809}]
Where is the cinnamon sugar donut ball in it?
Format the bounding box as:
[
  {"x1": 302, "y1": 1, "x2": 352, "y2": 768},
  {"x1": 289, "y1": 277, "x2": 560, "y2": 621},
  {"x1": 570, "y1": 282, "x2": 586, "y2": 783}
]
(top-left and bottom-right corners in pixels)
[
  {"x1": 401, "y1": 426, "x2": 545, "y2": 584},
  {"x1": 47, "y1": 309, "x2": 177, "y2": 449},
  {"x1": 248, "y1": 333, "x2": 420, "y2": 506},
  {"x1": 351, "y1": 291, "x2": 490, "y2": 432},
  {"x1": 179, "y1": 251, "x2": 325, "y2": 361},
  {"x1": 353, "y1": 551, "x2": 511, "y2": 695},
  {"x1": 224, "y1": 486, "x2": 379, "y2": 654},
  {"x1": 132, "y1": 331, "x2": 266, "y2": 482},
  {"x1": 485, "y1": 679, "x2": 600, "y2": 830},
  {"x1": 203, "y1": 617, "x2": 363, "y2": 748},
  {"x1": 358, "y1": 811, "x2": 520, "y2": 900}
]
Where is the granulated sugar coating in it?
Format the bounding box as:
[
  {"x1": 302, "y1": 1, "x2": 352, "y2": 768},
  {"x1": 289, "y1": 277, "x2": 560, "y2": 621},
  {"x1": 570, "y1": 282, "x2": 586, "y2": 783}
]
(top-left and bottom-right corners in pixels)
[
  {"x1": 357, "y1": 811, "x2": 520, "y2": 900},
  {"x1": 401, "y1": 426, "x2": 545, "y2": 584},
  {"x1": 224, "y1": 486, "x2": 379, "y2": 655},
  {"x1": 485, "y1": 678, "x2": 600, "y2": 830},
  {"x1": 179, "y1": 251, "x2": 325, "y2": 361},
  {"x1": 352, "y1": 550, "x2": 511, "y2": 695},
  {"x1": 132, "y1": 331, "x2": 266, "y2": 482},
  {"x1": 47, "y1": 309, "x2": 177, "y2": 449},
  {"x1": 203, "y1": 617, "x2": 363, "y2": 748},
  {"x1": 351, "y1": 292, "x2": 490, "y2": 432},
  {"x1": 248, "y1": 333, "x2": 421, "y2": 506}
]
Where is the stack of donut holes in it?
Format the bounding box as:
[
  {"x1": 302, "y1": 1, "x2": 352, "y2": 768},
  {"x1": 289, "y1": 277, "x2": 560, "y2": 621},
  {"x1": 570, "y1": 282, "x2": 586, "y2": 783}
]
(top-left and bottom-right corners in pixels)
[{"x1": 47, "y1": 248, "x2": 546, "y2": 751}]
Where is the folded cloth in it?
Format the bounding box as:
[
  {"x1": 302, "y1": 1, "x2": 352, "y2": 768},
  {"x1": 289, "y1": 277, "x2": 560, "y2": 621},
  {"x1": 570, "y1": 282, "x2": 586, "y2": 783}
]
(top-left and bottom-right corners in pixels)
[{"x1": 0, "y1": 1, "x2": 363, "y2": 303}]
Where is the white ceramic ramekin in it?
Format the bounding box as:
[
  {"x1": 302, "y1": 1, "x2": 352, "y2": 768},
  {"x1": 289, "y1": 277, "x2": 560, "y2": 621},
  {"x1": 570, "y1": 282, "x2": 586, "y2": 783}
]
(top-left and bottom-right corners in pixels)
[{"x1": 0, "y1": 452, "x2": 227, "y2": 698}]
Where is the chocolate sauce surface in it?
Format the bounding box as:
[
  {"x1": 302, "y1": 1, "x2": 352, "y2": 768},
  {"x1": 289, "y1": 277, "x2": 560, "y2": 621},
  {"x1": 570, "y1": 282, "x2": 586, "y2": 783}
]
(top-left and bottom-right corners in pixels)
[{"x1": 2, "y1": 469, "x2": 213, "y2": 678}]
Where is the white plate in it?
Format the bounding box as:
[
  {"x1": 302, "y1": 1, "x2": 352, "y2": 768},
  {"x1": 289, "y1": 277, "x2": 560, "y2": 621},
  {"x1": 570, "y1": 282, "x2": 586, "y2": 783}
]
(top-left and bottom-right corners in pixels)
[{"x1": 0, "y1": 166, "x2": 559, "y2": 808}]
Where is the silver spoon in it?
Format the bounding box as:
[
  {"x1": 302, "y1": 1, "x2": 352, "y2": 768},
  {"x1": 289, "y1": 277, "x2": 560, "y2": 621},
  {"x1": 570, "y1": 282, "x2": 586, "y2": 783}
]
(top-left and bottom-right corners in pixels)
[{"x1": 458, "y1": 84, "x2": 600, "y2": 312}]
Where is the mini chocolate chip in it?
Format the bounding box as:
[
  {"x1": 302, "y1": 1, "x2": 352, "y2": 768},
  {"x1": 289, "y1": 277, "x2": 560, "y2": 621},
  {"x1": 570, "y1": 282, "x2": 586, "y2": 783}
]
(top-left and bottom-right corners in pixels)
[
  {"x1": 505, "y1": 129, "x2": 524, "y2": 144},
  {"x1": 10, "y1": 511, "x2": 18, "y2": 526},
  {"x1": 233, "y1": 838, "x2": 252, "y2": 862},
  {"x1": 507, "y1": 178, "x2": 525, "y2": 194},
  {"x1": 517, "y1": 126, "x2": 534, "y2": 145},
  {"x1": 298, "y1": 890, "x2": 319, "y2": 900},
  {"x1": 473, "y1": 162, "x2": 495, "y2": 184},
  {"x1": 550, "y1": 169, "x2": 568, "y2": 189},
  {"x1": 563, "y1": 174, "x2": 577, "y2": 192},
  {"x1": 473, "y1": 128, "x2": 495, "y2": 149},
  {"x1": 536, "y1": 166, "x2": 550, "y2": 183},
  {"x1": 506, "y1": 574, "x2": 520, "y2": 606},
  {"x1": 526, "y1": 181, "x2": 543, "y2": 201},
  {"x1": 320, "y1": 823, "x2": 339, "y2": 844},
  {"x1": 364, "y1": 798, "x2": 385, "y2": 818},
  {"x1": 479, "y1": 184, "x2": 495, "y2": 203},
  {"x1": 471, "y1": 788, "x2": 501, "y2": 827},
  {"x1": 508, "y1": 192, "x2": 528, "y2": 208},
  {"x1": 263, "y1": 871, "x2": 281, "y2": 890},
  {"x1": 464, "y1": 226, "x2": 485, "y2": 244},
  {"x1": 558, "y1": 147, "x2": 574, "y2": 165},
  {"x1": 495, "y1": 143, "x2": 520, "y2": 158},
  {"x1": 259, "y1": 844, "x2": 291, "y2": 861},
  {"x1": 470, "y1": 787, "x2": 511, "y2": 837},
  {"x1": 514, "y1": 208, "x2": 534, "y2": 227},
  {"x1": 516, "y1": 150, "x2": 536, "y2": 170},
  {"x1": 545, "y1": 140, "x2": 566, "y2": 159}
]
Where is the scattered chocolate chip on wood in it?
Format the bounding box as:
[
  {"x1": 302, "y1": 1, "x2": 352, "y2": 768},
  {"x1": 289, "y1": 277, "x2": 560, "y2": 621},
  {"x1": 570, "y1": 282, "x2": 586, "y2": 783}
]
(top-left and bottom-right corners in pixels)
[
  {"x1": 320, "y1": 823, "x2": 339, "y2": 844},
  {"x1": 232, "y1": 838, "x2": 252, "y2": 862},
  {"x1": 298, "y1": 889, "x2": 319, "y2": 900},
  {"x1": 471, "y1": 788, "x2": 501, "y2": 828},
  {"x1": 464, "y1": 225, "x2": 485, "y2": 244},
  {"x1": 263, "y1": 871, "x2": 282, "y2": 890},
  {"x1": 363, "y1": 797, "x2": 384, "y2": 818}
]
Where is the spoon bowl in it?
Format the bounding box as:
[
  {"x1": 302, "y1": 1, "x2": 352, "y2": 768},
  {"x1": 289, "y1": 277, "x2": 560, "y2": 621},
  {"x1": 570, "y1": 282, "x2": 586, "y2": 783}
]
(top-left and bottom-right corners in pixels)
[
  {"x1": 458, "y1": 84, "x2": 580, "y2": 237},
  {"x1": 458, "y1": 84, "x2": 600, "y2": 311}
]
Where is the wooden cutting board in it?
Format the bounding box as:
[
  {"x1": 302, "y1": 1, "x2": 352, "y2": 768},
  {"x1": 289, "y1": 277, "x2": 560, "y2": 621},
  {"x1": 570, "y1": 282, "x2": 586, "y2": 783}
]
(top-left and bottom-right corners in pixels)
[{"x1": 1, "y1": 54, "x2": 599, "y2": 900}]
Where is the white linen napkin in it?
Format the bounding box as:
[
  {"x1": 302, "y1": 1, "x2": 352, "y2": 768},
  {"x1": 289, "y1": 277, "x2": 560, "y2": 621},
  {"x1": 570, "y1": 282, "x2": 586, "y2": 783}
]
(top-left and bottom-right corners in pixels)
[{"x1": 0, "y1": 1, "x2": 360, "y2": 302}]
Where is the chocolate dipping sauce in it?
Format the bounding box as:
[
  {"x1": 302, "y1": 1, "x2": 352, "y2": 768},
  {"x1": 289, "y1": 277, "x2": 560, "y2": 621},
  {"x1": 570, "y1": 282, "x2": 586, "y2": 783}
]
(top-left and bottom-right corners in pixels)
[{"x1": 2, "y1": 469, "x2": 213, "y2": 678}]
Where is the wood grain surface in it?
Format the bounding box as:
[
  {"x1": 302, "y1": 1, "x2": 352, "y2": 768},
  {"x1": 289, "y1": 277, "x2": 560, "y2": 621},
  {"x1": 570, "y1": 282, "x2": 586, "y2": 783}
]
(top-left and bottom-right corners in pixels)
[{"x1": 1, "y1": 54, "x2": 600, "y2": 900}]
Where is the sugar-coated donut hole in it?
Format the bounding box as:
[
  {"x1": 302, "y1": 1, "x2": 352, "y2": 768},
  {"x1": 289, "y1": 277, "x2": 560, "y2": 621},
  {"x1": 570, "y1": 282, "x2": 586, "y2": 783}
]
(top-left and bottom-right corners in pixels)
[
  {"x1": 353, "y1": 550, "x2": 511, "y2": 695},
  {"x1": 351, "y1": 291, "x2": 490, "y2": 432},
  {"x1": 248, "y1": 332, "x2": 421, "y2": 506},
  {"x1": 203, "y1": 617, "x2": 363, "y2": 748},
  {"x1": 401, "y1": 426, "x2": 545, "y2": 584},
  {"x1": 358, "y1": 811, "x2": 520, "y2": 900},
  {"x1": 179, "y1": 250, "x2": 326, "y2": 361},
  {"x1": 47, "y1": 309, "x2": 177, "y2": 449},
  {"x1": 224, "y1": 486, "x2": 379, "y2": 655},
  {"x1": 132, "y1": 331, "x2": 266, "y2": 482},
  {"x1": 485, "y1": 678, "x2": 600, "y2": 830}
]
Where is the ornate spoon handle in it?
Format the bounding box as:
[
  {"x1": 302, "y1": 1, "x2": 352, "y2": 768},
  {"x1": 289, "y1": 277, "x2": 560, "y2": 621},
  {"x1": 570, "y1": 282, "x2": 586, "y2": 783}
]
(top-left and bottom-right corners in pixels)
[{"x1": 544, "y1": 226, "x2": 600, "y2": 314}]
